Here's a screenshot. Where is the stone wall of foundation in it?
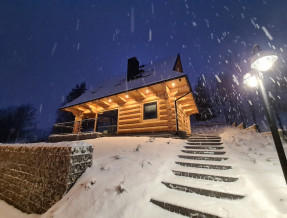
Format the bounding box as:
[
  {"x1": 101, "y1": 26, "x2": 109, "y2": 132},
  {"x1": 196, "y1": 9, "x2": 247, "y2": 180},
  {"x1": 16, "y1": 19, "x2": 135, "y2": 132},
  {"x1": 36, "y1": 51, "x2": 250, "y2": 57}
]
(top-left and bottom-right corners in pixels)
[
  {"x1": 48, "y1": 132, "x2": 101, "y2": 142},
  {"x1": 0, "y1": 143, "x2": 93, "y2": 214}
]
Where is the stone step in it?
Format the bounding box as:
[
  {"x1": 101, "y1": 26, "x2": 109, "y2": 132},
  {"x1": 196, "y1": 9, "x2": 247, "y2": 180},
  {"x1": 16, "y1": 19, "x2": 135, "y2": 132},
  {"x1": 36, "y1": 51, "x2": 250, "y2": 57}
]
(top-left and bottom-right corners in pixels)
[
  {"x1": 187, "y1": 139, "x2": 221, "y2": 142},
  {"x1": 187, "y1": 142, "x2": 223, "y2": 145},
  {"x1": 181, "y1": 150, "x2": 226, "y2": 155},
  {"x1": 189, "y1": 136, "x2": 221, "y2": 139},
  {"x1": 184, "y1": 146, "x2": 224, "y2": 150},
  {"x1": 189, "y1": 135, "x2": 220, "y2": 138},
  {"x1": 150, "y1": 199, "x2": 220, "y2": 218},
  {"x1": 173, "y1": 165, "x2": 235, "y2": 177},
  {"x1": 175, "y1": 161, "x2": 232, "y2": 170},
  {"x1": 178, "y1": 155, "x2": 228, "y2": 161},
  {"x1": 187, "y1": 141, "x2": 222, "y2": 144},
  {"x1": 162, "y1": 175, "x2": 247, "y2": 194},
  {"x1": 161, "y1": 182, "x2": 245, "y2": 200},
  {"x1": 172, "y1": 170, "x2": 239, "y2": 182}
]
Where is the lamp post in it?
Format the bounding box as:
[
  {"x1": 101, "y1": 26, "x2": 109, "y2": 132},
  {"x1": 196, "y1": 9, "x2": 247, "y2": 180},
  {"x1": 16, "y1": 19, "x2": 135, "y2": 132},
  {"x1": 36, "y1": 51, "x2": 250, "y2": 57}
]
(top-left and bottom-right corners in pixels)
[{"x1": 243, "y1": 45, "x2": 287, "y2": 185}]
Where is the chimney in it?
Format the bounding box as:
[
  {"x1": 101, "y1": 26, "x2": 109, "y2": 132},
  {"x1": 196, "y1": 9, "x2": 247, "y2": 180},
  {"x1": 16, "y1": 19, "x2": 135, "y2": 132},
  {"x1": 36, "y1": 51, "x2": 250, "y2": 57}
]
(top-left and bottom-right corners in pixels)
[{"x1": 127, "y1": 57, "x2": 140, "y2": 81}]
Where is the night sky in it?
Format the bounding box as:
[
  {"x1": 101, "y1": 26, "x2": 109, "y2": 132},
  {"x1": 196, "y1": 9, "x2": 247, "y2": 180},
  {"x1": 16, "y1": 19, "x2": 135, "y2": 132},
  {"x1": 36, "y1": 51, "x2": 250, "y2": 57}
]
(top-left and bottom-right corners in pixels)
[{"x1": 1, "y1": 0, "x2": 287, "y2": 130}]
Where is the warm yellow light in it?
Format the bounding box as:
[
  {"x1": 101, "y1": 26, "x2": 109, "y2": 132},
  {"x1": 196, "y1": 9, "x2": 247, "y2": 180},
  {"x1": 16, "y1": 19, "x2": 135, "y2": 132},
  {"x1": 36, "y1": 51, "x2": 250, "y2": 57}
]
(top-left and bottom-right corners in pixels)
[
  {"x1": 125, "y1": 95, "x2": 129, "y2": 98},
  {"x1": 251, "y1": 55, "x2": 278, "y2": 72},
  {"x1": 108, "y1": 99, "x2": 112, "y2": 102},
  {"x1": 146, "y1": 90, "x2": 149, "y2": 93},
  {"x1": 172, "y1": 82, "x2": 175, "y2": 87},
  {"x1": 243, "y1": 73, "x2": 258, "y2": 87}
]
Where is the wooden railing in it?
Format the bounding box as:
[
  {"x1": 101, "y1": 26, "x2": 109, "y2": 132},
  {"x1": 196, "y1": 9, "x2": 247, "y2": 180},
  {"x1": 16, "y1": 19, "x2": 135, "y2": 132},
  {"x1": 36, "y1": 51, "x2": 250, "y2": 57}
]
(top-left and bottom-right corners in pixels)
[
  {"x1": 52, "y1": 118, "x2": 118, "y2": 135},
  {"x1": 52, "y1": 118, "x2": 96, "y2": 134}
]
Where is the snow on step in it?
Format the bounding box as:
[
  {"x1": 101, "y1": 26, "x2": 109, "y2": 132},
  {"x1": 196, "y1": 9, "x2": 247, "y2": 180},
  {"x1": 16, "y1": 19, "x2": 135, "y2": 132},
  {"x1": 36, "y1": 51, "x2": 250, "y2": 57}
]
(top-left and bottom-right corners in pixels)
[
  {"x1": 161, "y1": 181, "x2": 245, "y2": 200},
  {"x1": 187, "y1": 139, "x2": 222, "y2": 142},
  {"x1": 188, "y1": 137, "x2": 221, "y2": 140},
  {"x1": 188, "y1": 136, "x2": 221, "y2": 139},
  {"x1": 188, "y1": 141, "x2": 223, "y2": 143},
  {"x1": 190, "y1": 134, "x2": 219, "y2": 137},
  {"x1": 172, "y1": 164, "x2": 236, "y2": 177},
  {"x1": 188, "y1": 138, "x2": 221, "y2": 141},
  {"x1": 178, "y1": 154, "x2": 228, "y2": 161},
  {"x1": 150, "y1": 199, "x2": 220, "y2": 218},
  {"x1": 175, "y1": 161, "x2": 232, "y2": 170},
  {"x1": 181, "y1": 150, "x2": 226, "y2": 155},
  {"x1": 162, "y1": 174, "x2": 246, "y2": 194},
  {"x1": 184, "y1": 146, "x2": 225, "y2": 150},
  {"x1": 172, "y1": 170, "x2": 239, "y2": 182},
  {"x1": 150, "y1": 187, "x2": 254, "y2": 218},
  {"x1": 175, "y1": 156, "x2": 233, "y2": 165},
  {"x1": 186, "y1": 142, "x2": 223, "y2": 145},
  {"x1": 189, "y1": 136, "x2": 220, "y2": 139}
]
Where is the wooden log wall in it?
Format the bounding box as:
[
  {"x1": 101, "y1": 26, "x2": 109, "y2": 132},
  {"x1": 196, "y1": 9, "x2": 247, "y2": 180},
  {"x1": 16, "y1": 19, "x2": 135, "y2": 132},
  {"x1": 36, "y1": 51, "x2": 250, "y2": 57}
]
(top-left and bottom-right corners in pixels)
[
  {"x1": 67, "y1": 80, "x2": 195, "y2": 135},
  {"x1": 176, "y1": 104, "x2": 191, "y2": 134},
  {"x1": 117, "y1": 88, "x2": 192, "y2": 134},
  {"x1": 117, "y1": 94, "x2": 176, "y2": 134}
]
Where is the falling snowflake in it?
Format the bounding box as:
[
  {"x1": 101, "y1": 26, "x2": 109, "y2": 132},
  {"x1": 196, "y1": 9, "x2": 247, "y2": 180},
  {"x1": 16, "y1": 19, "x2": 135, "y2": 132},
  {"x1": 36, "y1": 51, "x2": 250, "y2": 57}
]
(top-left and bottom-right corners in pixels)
[
  {"x1": 50, "y1": 43, "x2": 57, "y2": 56},
  {"x1": 215, "y1": 75, "x2": 221, "y2": 83},
  {"x1": 148, "y1": 29, "x2": 152, "y2": 41},
  {"x1": 262, "y1": 26, "x2": 273, "y2": 40},
  {"x1": 131, "y1": 7, "x2": 135, "y2": 33}
]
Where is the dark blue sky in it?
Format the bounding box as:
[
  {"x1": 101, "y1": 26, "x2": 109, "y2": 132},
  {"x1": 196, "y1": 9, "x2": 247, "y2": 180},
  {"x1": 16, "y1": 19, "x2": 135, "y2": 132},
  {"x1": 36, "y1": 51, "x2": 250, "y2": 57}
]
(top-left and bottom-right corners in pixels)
[{"x1": 0, "y1": 0, "x2": 286, "y2": 129}]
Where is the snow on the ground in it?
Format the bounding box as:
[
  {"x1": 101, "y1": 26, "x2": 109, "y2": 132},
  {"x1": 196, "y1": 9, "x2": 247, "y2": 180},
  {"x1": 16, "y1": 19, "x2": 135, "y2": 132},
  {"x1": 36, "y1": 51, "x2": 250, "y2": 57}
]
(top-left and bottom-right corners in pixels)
[
  {"x1": 221, "y1": 127, "x2": 287, "y2": 217},
  {"x1": 0, "y1": 202, "x2": 39, "y2": 218},
  {"x1": 1, "y1": 127, "x2": 287, "y2": 218}
]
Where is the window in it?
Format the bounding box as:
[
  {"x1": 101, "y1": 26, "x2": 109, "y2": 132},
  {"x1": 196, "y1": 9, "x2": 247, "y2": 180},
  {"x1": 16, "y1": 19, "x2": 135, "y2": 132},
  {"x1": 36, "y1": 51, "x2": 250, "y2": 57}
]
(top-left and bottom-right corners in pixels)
[{"x1": 143, "y1": 101, "x2": 157, "y2": 120}]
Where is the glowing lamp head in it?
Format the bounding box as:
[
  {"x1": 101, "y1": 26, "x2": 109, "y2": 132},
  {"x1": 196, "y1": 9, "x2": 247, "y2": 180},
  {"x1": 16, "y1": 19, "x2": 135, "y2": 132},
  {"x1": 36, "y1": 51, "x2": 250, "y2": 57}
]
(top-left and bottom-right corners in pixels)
[
  {"x1": 172, "y1": 82, "x2": 175, "y2": 87},
  {"x1": 108, "y1": 99, "x2": 112, "y2": 102},
  {"x1": 243, "y1": 72, "x2": 258, "y2": 87},
  {"x1": 125, "y1": 95, "x2": 129, "y2": 98},
  {"x1": 146, "y1": 90, "x2": 149, "y2": 93},
  {"x1": 251, "y1": 50, "x2": 278, "y2": 72}
]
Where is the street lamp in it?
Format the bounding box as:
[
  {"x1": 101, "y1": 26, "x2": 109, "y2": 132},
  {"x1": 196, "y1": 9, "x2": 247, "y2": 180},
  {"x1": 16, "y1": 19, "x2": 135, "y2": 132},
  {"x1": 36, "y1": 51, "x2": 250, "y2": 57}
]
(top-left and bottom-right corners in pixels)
[
  {"x1": 251, "y1": 50, "x2": 278, "y2": 72},
  {"x1": 243, "y1": 45, "x2": 287, "y2": 185},
  {"x1": 243, "y1": 71, "x2": 258, "y2": 87}
]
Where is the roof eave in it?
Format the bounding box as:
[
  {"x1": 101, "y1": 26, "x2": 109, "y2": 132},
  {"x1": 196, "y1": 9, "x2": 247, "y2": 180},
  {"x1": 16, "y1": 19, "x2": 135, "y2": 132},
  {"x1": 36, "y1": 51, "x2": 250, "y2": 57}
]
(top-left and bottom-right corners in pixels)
[{"x1": 59, "y1": 74, "x2": 189, "y2": 110}]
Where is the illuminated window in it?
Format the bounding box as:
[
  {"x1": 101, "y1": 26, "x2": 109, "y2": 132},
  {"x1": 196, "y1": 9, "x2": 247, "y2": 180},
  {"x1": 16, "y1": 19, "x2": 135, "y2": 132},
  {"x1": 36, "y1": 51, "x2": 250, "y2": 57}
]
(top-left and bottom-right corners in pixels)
[{"x1": 143, "y1": 102, "x2": 157, "y2": 120}]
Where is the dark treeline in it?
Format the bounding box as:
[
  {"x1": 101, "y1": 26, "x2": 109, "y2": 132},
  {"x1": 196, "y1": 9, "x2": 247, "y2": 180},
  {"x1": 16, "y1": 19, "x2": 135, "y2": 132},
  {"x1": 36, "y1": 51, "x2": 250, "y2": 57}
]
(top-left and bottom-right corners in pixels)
[
  {"x1": 55, "y1": 82, "x2": 87, "y2": 124},
  {"x1": 52, "y1": 82, "x2": 87, "y2": 134},
  {"x1": 0, "y1": 82, "x2": 87, "y2": 143},
  {"x1": 0, "y1": 104, "x2": 41, "y2": 143}
]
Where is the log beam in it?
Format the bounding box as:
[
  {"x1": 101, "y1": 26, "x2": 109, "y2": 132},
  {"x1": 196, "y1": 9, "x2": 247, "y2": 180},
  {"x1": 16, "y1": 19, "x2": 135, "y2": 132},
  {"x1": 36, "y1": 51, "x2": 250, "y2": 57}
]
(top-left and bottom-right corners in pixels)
[
  {"x1": 64, "y1": 107, "x2": 82, "y2": 117},
  {"x1": 73, "y1": 114, "x2": 83, "y2": 133},
  {"x1": 86, "y1": 103, "x2": 98, "y2": 113},
  {"x1": 74, "y1": 106, "x2": 91, "y2": 114},
  {"x1": 117, "y1": 96, "x2": 128, "y2": 104}
]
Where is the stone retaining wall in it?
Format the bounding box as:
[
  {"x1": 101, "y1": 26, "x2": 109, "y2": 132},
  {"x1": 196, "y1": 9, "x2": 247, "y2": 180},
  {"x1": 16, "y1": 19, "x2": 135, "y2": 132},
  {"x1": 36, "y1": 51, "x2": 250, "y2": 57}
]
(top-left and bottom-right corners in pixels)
[
  {"x1": 48, "y1": 132, "x2": 101, "y2": 142},
  {"x1": 0, "y1": 143, "x2": 93, "y2": 214}
]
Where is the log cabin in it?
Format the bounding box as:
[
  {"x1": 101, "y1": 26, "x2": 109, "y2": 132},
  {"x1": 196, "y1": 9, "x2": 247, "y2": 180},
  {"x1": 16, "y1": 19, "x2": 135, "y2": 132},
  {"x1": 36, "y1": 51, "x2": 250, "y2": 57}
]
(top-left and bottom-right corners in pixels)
[{"x1": 59, "y1": 54, "x2": 198, "y2": 135}]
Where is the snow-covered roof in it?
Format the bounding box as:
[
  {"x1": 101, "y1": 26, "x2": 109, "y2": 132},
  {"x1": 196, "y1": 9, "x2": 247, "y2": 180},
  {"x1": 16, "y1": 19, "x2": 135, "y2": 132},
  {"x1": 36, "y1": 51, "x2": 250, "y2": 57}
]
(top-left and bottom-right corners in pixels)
[{"x1": 61, "y1": 54, "x2": 186, "y2": 109}]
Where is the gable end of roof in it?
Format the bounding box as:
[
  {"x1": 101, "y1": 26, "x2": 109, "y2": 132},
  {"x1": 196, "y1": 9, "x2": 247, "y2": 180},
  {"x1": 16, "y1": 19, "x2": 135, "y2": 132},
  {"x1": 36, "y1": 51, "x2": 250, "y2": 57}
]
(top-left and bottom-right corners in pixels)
[{"x1": 173, "y1": 54, "x2": 183, "y2": 73}]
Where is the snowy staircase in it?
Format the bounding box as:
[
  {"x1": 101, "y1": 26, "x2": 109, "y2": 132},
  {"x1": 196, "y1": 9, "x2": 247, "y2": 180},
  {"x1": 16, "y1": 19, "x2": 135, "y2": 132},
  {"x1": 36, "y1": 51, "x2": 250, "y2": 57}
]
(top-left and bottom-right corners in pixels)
[
  {"x1": 175, "y1": 161, "x2": 232, "y2": 170},
  {"x1": 178, "y1": 155, "x2": 228, "y2": 161},
  {"x1": 150, "y1": 134, "x2": 246, "y2": 218},
  {"x1": 181, "y1": 150, "x2": 226, "y2": 155}
]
